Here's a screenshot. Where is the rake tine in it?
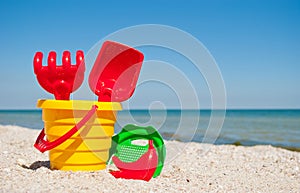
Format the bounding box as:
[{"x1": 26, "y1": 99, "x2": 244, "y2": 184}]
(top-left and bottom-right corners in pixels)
[
  {"x1": 76, "y1": 50, "x2": 84, "y2": 68},
  {"x1": 33, "y1": 52, "x2": 43, "y2": 75},
  {"x1": 62, "y1": 50, "x2": 71, "y2": 68},
  {"x1": 48, "y1": 51, "x2": 57, "y2": 71}
]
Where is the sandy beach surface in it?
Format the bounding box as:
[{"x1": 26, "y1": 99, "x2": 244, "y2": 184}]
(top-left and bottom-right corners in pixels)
[{"x1": 0, "y1": 125, "x2": 299, "y2": 193}]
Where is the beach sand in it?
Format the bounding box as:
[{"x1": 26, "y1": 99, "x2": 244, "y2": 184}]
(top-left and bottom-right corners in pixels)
[{"x1": 0, "y1": 125, "x2": 299, "y2": 192}]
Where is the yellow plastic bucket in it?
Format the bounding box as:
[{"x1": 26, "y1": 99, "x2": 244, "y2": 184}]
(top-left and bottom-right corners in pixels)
[{"x1": 36, "y1": 99, "x2": 122, "y2": 171}]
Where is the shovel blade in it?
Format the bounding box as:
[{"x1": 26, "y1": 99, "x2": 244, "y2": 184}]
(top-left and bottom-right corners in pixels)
[{"x1": 88, "y1": 41, "x2": 144, "y2": 102}]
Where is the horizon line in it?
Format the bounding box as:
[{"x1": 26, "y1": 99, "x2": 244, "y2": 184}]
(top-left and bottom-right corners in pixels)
[{"x1": 0, "y1": 108, "x2": 300, "y2": 111}]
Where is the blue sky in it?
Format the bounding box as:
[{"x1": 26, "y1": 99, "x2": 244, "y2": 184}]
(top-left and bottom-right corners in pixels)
[{"x1": 0, "y1": 0, "x2": 299, "y2": 109}]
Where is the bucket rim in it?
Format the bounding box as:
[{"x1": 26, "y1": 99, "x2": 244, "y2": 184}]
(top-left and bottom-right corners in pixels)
[{"x1": 37, "y1": 99, "x2": 122, "y2": 110}]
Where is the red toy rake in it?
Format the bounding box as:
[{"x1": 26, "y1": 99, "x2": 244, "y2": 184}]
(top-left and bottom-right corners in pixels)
[{"x1": 33, "y1": 50, "x2": 85, "y2": 100}]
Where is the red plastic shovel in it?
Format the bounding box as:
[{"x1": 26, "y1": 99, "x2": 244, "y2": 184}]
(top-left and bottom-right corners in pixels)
[{"x1": 88, "y1": 41, "x2": 144, "y2": 102}]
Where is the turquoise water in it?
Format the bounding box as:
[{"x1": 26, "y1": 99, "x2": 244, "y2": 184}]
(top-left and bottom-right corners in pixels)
[{"x1": 0, "y1": 109, "x2": 299, "y2": 149}]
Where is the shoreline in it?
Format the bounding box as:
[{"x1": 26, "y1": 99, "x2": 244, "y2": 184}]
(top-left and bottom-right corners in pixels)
[
  {"x1": 1, "y1": 125, "x2": 299, "y2": 192},
  {"x1": 1, "y1": 123, "x2": 299, "y2": 153},
  {"x1": 230, "y1": 141, "x2": 300, "y2": 153}
]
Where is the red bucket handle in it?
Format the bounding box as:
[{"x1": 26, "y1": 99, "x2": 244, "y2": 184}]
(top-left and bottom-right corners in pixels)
[{"x1": 34, "y1": 105, "x2": 98, "y2": 153}]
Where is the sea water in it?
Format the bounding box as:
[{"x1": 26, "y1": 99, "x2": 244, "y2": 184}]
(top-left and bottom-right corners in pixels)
[{"x1": 0, "y1": 109, "x2": 299, "y2": 149}]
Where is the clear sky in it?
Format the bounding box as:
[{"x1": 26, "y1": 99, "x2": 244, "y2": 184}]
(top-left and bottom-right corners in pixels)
[{"x1": 0, "y1": 0, "x2": 299, "y2": 109}]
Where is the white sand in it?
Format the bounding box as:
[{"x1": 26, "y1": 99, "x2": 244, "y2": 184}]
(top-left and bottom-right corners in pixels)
[{"x1": 0, "y1": 125, "x2": 299, "y2": 192}]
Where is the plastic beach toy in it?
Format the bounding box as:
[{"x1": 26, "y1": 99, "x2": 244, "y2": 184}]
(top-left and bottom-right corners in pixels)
[
  {"x1": 89, "y1": 41, "x2": 144, "y2": 102},
  {"x1": 33, "y1": 41, "x2": 144, "y2": 171},
  {"x1": 34, "y1": 99, "x2": 122, "y2": 171},
  {"x1": 110, "y1": 140, "x2": 158, "y2": 181},
  {"x1": 109, "y1": 124, "x2": 166, "y2": 180},
  {"x1": 33, "y1": 50, "x2": 85, "y2": 100}
]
